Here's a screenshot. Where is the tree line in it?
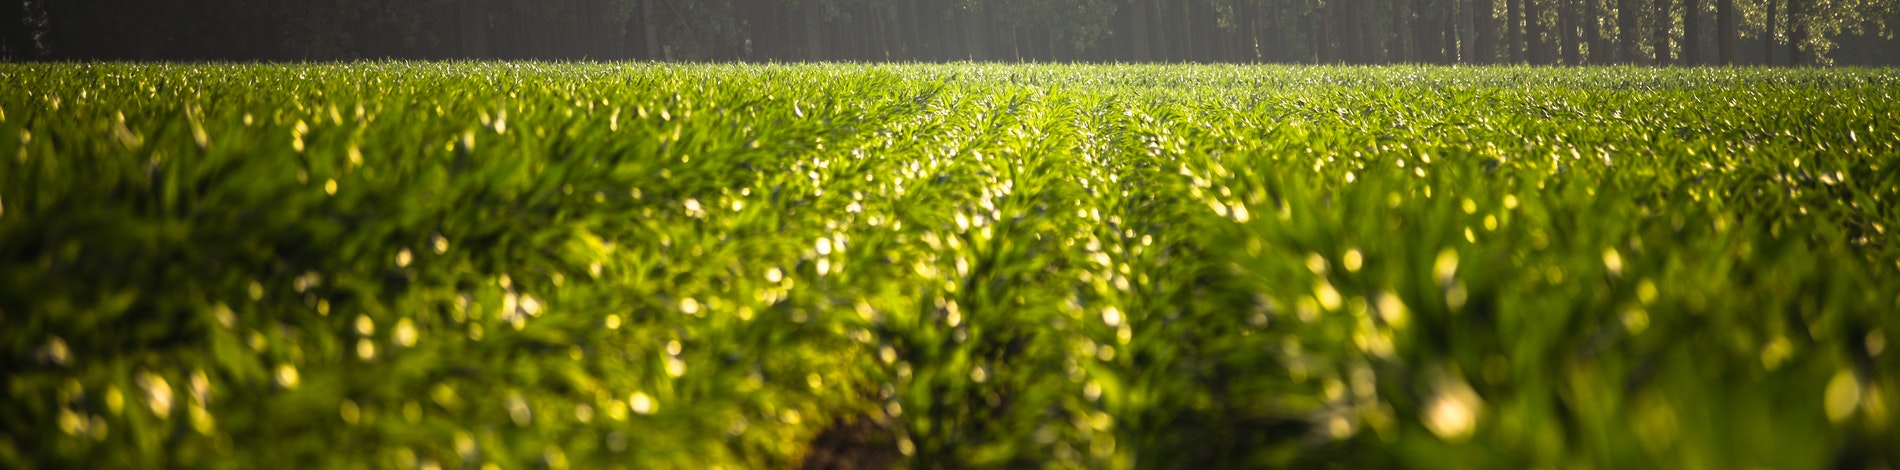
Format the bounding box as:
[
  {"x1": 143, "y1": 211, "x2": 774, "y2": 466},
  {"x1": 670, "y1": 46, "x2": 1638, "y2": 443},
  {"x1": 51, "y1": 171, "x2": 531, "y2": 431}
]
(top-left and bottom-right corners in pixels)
[{"x1": 4, "y1": 0, "x2": 1897, "y2": 64}]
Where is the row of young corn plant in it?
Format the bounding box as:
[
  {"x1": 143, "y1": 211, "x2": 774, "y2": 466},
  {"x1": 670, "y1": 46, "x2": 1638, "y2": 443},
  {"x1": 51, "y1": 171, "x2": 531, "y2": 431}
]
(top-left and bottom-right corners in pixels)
[{"x1": 3, "y1": 62, "x2": 1897, "y2": 468}]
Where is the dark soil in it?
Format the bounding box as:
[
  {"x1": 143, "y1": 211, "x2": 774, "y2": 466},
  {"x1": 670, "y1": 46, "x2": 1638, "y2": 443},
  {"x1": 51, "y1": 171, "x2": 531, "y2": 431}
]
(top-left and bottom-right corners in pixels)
[{"x1": 799, "y1": 414, "x2": 901, "y2": 470}]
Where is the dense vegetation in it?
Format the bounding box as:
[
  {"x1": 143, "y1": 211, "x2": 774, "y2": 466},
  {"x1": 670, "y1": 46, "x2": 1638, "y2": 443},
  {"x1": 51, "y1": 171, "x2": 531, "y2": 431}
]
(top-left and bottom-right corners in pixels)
[
  {"x1": 3, "y1": 63, "x2": 1898, "y2": 468},
  {"x1": 7, "y1": 0, "x2": 1900, "y2": 65}
]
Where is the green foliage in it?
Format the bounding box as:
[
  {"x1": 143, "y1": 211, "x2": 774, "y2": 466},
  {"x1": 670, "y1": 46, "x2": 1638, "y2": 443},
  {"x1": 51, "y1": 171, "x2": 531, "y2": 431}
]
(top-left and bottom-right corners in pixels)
[
  {"x1": 2, "y1": 63, "x2": 1897, "y2": 469},
  {"x1": 993, "y1": 0, "x2": 1122, "y2": 51}
]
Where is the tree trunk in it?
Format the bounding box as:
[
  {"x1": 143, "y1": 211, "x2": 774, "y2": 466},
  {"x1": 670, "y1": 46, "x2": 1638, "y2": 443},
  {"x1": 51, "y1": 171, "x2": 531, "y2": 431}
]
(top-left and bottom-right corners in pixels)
[
  {"x1": 1526, "y1": 0, "x2": 1548, "y2": 64},
  {"x1": 1321, "y1": 0, "x2": 1335, "y2": 62},
  {"x1": 610, "y1": 1, "x2": 631, "y2": 59},
  {"x1": 1439, "y1": 0, "x2": 1454, "y2": 63},
  {"x1": 1444, "y1": 0, "x2": 1459, "y2": 63},
  {"x1": 1715, "y1": 0, "x2": 1734, "y2": 64},
  {"x1": 2, "y1": 0, "x2": 14, "y2": 59},
  {"x1": 1344, "y1": 0, "x2": 1365, "y2": 62},
  {"x1": 460, "y1": 0, "x2": 490, "y2": 59},
  {"x1": 941, "y1": 2, "x2": 960, "y2": 60},
  {"x1": 1787, "y1": 0, "x2": 1805, "y2": 65},
  {"x1": 1650, "y1": 0, "x2": 1670, "y2": 65},
  {"x1": 1508, "y1": 0, "x2": 1524, "y2": 62},
  {"x1": 1336, "y1": 0, "x2": 1350, "y2": 62},
  {"x1": 1413, "y1": 0, "x2": 1435, "y2": 62},
  {"x1": 966, "y1": 5, "x2": 990, "y2": 60},
  {"x1": 1149, "y1": 0, "x2": 1170, "y2": 61},
  {"x1": 1617, "y1": 0, "x2": 1638, "y2": 62},
  {"x1": 1125, "y1": 0, "x2": 1151, "y2": 61},
  {"x1": 1560, "y1": 0, "x2": 1579, "y2": 64},
  {"x1": 1585, "y1": 0, "x2": 1605, "y2": 63},
  {"x1": 804, "y1": 0, "x2": 825, "y2": 60},
  {"x1": 1474, "y1": 0, "x2": 1495, "y2": 63},
  {"x1": 642, "y1": 0, "x2": 661, "y2": 60},
  {"x1": 1369, "y1": 0, "x2": 1385, "y2": 62},
  {"x1": 1241, "y1": 0, "x2": 1259, "y2": 61},
  {"x1": 901, "y1": 0, "x2": 922, "y2": 60},
  {"x1": 1459, "y1": 0, "x2": 1477, "y2": 63},
  {"x1": 1267, "y1": 0, "x2": 1287, "y2": 61},
  {"x1": 1182, "y1": 0, "x2": 1198, "y2": 61},
  {"x1": 1764, "y1": 0, "x2": 1775, "y2": 65},
  {"x1": 1682, "y1": 0, "x2": 1701, "y2": 65},
  {"x1": 887, "y1": 8, "x2": 900, "y2": 60}
]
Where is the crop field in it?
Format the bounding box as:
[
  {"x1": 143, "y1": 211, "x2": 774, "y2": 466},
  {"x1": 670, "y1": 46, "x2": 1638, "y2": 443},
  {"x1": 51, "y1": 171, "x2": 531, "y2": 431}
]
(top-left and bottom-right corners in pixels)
[{"x1": 3, "y1": 63, "x2": 1898, "y2": 468}]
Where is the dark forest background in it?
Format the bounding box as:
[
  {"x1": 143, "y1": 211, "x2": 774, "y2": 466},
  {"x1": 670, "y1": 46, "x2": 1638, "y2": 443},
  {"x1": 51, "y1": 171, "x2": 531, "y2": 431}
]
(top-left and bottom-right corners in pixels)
[{"x1": 3, "y1": 0, "x2": 1897, "y2": 65}]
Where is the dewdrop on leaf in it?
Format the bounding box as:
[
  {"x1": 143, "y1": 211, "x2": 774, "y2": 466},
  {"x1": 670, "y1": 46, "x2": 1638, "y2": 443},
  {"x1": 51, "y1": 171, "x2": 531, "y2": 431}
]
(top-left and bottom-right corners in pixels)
[
  {"x1": 629, "y1": 392, "x2": 655, "y2": 415},
  {"x1": 1433, "y1": 249, "x2": 1459, "y2": 285},
  {"x1": 1424, "y1": 374, "x2": 1484, "y2": 442},
  {"x1": 1603, "y1": 248, "x2": 1624, "y2": 277}
]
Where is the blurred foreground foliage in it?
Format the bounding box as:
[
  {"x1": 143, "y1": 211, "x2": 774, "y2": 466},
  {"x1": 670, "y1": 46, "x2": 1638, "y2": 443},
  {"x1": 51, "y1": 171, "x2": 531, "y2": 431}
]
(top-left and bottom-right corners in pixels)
[{"x1": 1, "y1": 63, "x2": 1897, "y2": 468}]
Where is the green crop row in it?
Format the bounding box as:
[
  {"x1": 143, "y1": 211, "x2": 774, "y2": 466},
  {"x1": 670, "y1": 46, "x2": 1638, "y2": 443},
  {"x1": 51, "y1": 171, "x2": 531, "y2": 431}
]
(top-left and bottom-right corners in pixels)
[{"x1": 2, "y1": 62, "x2": 1897, "y2": 469}]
